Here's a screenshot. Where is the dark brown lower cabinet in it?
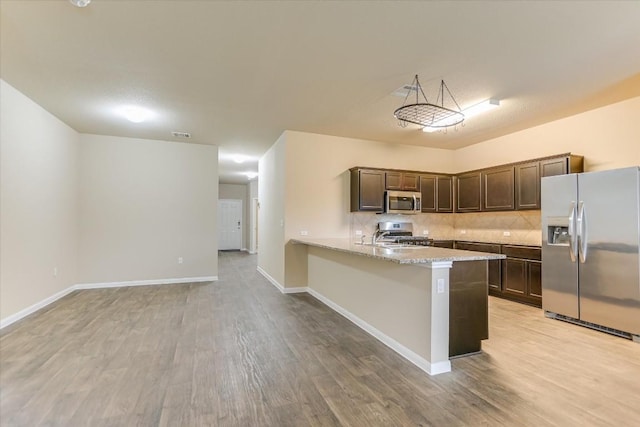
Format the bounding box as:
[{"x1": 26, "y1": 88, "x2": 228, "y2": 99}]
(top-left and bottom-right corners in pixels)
[
  {"x1": 453, "y1": 241, "x2": 541, "y2": 307},
  {"x1": 454, "y1": 242, "x2": 501, "y2": 294},
  {"x1": 501, "y1": 245, "x2": 542, "y2": 307},
  {"x1": 449, "y1": 260, "x2": 488, "y2": 357},
  {"x1": 431, "y1": 240, "x2": 454, "y2": 249}
]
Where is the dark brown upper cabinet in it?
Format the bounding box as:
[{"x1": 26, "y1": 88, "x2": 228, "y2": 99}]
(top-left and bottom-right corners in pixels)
[
  {"x1": 515, "y1": 162, "x2": 540, "y2": 210},
  {"x1": 456, "y1": 172, "x2": 482, "y2": 212},
  {"x1": 386, "y1": 171, "x2": 420, "y2": 191},
  {"x1": 350, "y1": 153, "x2": 583, "y2": 214},
  {"x1": 540, "y1": 155, "x2": 584, "y2": 177},
  {"x1": 482, "y1": 166, "x2": 515, "y2": 211},
  {"x1": 350, "y1": 168, "x2": 385, "y2": 212},
  {"x1": 436, "y1": 176, "x2": 453, "y2": 212},
  {"x1": 420, "y1": 175, "x2": 436, "y2": 212},
  {"x1": 420, "y1": 174, "x2": 453, "y2": 213}
]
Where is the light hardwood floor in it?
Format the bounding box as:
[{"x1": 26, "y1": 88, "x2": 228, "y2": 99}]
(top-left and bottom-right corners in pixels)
[{"x1": 1, "y1": 251, "x2": 639, "y2": 426}]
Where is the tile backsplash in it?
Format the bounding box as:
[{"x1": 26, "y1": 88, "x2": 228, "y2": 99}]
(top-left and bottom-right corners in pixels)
[{"x1": 350, "y1": 210, "x2": 541, "y2": 246}]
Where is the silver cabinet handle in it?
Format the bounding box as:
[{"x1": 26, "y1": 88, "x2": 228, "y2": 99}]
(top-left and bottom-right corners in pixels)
[
  {"x1": 568, "y1": 202, "x2": 577, "y2": 262},
  {"x1": 577, "y1": 201, "x2": 587, "y2": 263}
]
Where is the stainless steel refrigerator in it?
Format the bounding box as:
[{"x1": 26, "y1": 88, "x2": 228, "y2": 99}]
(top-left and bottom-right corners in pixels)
[{"x1": 541, "y1": 167, "x2": 640, "y2": 339}]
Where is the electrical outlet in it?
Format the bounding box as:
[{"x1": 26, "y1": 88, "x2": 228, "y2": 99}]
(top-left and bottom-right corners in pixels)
[
  {"x1": 503, "y1": 231, "x2": 511, "y2": 237},
  {"x1": 423, "y1": 229, "x2": 429, "y2": 235},
  {"x1": 460, "y1": 229, "x2": 467, "y2": 234},
  {"x1": 178, "y1": 257, "x2": 183, "y2": 264},
  {"x1": 355, "y1": 230, "x2": 363, "y2": 236},
  {"x1": 437, "y1": 278, "x2": 445, "y2": 293},
  {"x1": 53, "y1": 267, "x2": 58, "y2": 277},
  {"x1": 300, "y1": 230, "x2": 308, "y2": 236}
]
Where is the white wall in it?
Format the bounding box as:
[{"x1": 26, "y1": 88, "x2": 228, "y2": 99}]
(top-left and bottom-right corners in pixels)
[
  {"x1": 257, "y1": 134, "x2": 286, "y2": 287},
  {"x1": 455, "y1": 96, "x2": 640, "y2": 172},
  {"x1": 0, "y1": 80, "x2": 79, "y2": 320},
  {"x1": 78, "y1": 134, "x2": 218, "y2": 284},
  {"x1": 284, "y1": 131, "x2": 455, "y2": 241},
  {"x1": 1, "y1": 81, "x2": 220, "y2": 326},
  {"x1": 219, "y1": 183, "x2": 249, "y2": 250},
  {"x1": 248, "y1": 179, "x2": 259, "y2": 254}
]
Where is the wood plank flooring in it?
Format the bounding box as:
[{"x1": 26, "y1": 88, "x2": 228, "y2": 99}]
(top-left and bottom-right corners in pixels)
[{"x1": 1, "y1": 251, "x2": 639, "y2": 426}]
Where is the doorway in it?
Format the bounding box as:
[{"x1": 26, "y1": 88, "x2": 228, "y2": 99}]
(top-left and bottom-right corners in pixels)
[
  {"x1": 251, "y1": 197, "x2": 259, "y2": 253},
  {"x1": 218, "y1": 199, "x2": 243, "y2": 250}
]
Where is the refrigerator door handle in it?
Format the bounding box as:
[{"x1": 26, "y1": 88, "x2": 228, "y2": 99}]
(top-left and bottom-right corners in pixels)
[
  {"x1": 577, "y1": 201, "x2": 588, "y2": 263},
  {"x1": 568, "y1": 202, "x2": 577, "y2": 262}
]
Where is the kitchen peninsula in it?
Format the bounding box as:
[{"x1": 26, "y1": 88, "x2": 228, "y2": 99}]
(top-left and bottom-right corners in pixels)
[{"x1": 291, "y1": 238, "x2": 505, "y2": 375}]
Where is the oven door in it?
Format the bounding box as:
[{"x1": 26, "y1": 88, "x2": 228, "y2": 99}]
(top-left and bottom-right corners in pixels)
[{"x1": 386, "y1": 191, "x2": 421, "y2": 214}]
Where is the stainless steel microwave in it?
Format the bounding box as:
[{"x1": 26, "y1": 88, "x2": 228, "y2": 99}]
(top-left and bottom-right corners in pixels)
[{"x1": 385, "y1": 190, "x2": 421, "y2": 214}]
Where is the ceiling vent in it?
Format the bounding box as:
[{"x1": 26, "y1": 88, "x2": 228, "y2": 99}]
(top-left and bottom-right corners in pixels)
[
  {"x1": 171, "y1": 131, "x2": 191, "y2": 138},
  {"x1": 392, "y1": 85, "x2": 418, "y2": 97}
]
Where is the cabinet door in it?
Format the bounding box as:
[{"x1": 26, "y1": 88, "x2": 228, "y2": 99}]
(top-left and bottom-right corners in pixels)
[
  {"x1": 515, "y1": 162, "x2": 540, "y2": 210},
  {"x1": 456, "y1": 172, "x2": 482, "y2": 212},
  {"x1": 527, "y1": 261, "x2": 542, "y2": 299},
  {"x1": 482, "y1": 166, "x2": 515, "y2": 211},
  {"x1": 488, "y1": 260, "x2": 502, "y2": 292},
  {"x1": 403, "y1": 173, "x2": 420, "y2": 191},
  {"x1": 352, "y1": 169, "x2": 385, "y2": 211},
  {"x1": 540, "y1": 157, "x2": 568, "y2": 177},
  {"x1": 502, "y1": 258, "x2": 527, "y2": 296},
  {"x1": 437, "y1": 176, "x2": 453, "y2": 212},
  {"x1": 385, "y1": 172, "x2": 403, "y2": 190},
  {"x1": 420, "y1": 175, "x2": 437, "y2": 212}
]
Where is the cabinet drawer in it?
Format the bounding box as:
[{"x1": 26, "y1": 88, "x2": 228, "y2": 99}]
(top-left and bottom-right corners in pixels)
[
  {"x1": 431, "y1": 240, "x2": 454, "y2": 249},
  {"x1": 501, "y1": 245, "x2": 541, "y2": 260},
  {"x1": 455, "y1": 242, "x2": 501, "y2": 254}
]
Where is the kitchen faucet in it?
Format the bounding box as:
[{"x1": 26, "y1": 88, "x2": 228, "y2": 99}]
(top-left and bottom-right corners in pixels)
[{"x1": 372, "y1": 230, "x2": 390, "y2": 245}]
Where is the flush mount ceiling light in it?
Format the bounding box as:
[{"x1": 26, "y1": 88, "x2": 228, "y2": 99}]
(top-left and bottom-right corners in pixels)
[
  {"x1": 233, "y1": 155, "x2": 248, "y2": 164},
  {"x1": 69, "y1": 0, "x2": 91, "y2": 7},
  {"x1": 118, "y1": 105, "x2": 153, "y2": 123},
  {"x1": 461, "y1": 98, "x2": 500, "y2": 119},
  {"x1": 423, "y1": 98, "x2": 500, "y2": 133},
  {"x1": 394, "y1": 75, "x2": 464, "y2": 130}
]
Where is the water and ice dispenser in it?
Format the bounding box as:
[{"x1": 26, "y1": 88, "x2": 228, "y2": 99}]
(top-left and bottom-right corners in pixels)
[{"x1": 548, "y1": 225, "x2": 571, "y2": 245}]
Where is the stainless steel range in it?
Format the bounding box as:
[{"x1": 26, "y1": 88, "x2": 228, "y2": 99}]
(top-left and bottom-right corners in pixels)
[{"x1": 374, "y1": 221, "x2": 434, "y2": 246}]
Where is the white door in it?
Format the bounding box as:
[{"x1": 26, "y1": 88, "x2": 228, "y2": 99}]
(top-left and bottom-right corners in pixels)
[{"x1": 218, "y1": 199, "x2": 243, "y2": 250}]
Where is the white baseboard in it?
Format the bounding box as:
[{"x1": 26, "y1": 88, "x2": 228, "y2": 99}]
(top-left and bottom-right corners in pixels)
[
  {"x1": 256, "y1": 267, "x2": 308, "y2": 294},
  {"x1": 0, "y1": 285, "x2": 76, "y2": 330},
  {"x1": 306, "y1": 288, "x2": 451, "y2": 376},
  {"x1": 257, "y1": 266, "x2": 284, "y2": 292},
  {"x1": 0, "y1": 275, "x2": 218, "y2": 330},
  {"x1": 75, "y1": 276, "x2": 218, "y2": 290},
  {"x1": 282, "y1": 286, "x2": 308, "y2": 294}
]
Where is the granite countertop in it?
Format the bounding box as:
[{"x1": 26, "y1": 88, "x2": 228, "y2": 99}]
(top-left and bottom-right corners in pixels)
[{"x1": 291, "y1": 238, "x2": 506, "y2": 265}]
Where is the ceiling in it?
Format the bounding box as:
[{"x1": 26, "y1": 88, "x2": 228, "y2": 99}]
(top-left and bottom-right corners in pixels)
[{"x1": 2, "y1": 1, "x2": 639, "y2": 184}]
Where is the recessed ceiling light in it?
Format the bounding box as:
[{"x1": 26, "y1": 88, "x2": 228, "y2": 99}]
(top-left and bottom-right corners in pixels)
[
  {"x1": 118, "y1": 106, "x2": 153, "y2": 123},
  {"x1": 69, "y1": 0, "x2": 91, "y2": 7}
]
